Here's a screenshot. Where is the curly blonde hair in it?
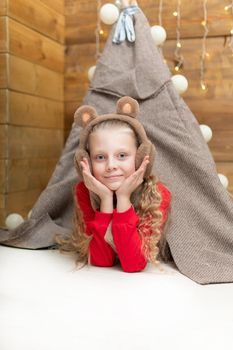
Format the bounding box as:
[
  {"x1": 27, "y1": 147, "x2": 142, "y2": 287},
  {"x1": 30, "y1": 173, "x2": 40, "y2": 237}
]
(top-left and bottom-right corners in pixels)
[{"x1": 55, "y1": 120, "x2": 171, "y2": 269}]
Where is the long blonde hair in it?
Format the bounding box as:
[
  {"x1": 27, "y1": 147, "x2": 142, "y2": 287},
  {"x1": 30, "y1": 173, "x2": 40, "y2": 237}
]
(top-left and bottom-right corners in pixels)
[{"x1": 55, "y1": 120, "x2": 171, "y2": 268}]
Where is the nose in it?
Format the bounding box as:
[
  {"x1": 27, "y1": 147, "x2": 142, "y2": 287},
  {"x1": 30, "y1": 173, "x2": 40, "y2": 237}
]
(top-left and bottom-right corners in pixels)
[{"x1": 106, "y1": 157, "x2": 117, "y2": 171}]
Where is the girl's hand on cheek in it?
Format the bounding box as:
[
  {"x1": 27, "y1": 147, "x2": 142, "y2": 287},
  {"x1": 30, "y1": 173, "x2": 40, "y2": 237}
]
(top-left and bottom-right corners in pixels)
[
  {"x1": 80, "y1": 157, "x2": 113, "y2": 199},
  {"x1": 115, "y1": 155, "x2": 150, "y2": 198}
]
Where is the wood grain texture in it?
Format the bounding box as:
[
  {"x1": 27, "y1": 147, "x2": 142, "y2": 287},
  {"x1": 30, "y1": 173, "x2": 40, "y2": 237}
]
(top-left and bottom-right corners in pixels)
[
  {"x1": 8, "y1": 0, "x2": 65, "y2": 43},
  {"x1": 0, "y1": 89, "x2": 8, "y2": 124},
  {"x1": 0, "y1": 54, "x2": 7, "y2": 88},
  {"x1": 9, "y1": 18, "x2": 64, "y2": 72},
  {"x1": 0, "y1": 125, "x2": 7, "y2": 159},
  {"x1": 41, "y1": 0, "x2": 64, "y2": 15},
  {"x1": 7, "y1": 158, "x2": 58, "y2": 193},
  {"x1": 6, "y1": 188, "x2": 43, "y2": 216},
  {"x1": 8, "y1": 55, "x2": 63, "y2": 101},
  {"x1": 0, "y1": 16, "x2": 8, "y2": 52},
  {"x1": 9, "y1": 91, "x2": 64, "y2": 129},
  {"x1": 0, "y1": 0, "x2": 7, "y2": 16},
  {"x1": 8, "y1": 126, "x2": 64, "y2": 159},
  {"x1": 0, "y1": 160, "x2": 6, "y2": 193}
]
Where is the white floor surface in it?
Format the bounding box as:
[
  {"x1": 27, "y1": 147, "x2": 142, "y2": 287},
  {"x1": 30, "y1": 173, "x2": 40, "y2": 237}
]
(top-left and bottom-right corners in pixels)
[{"x1": 1, "y1": 245, "x2": 233, "y2": 350}]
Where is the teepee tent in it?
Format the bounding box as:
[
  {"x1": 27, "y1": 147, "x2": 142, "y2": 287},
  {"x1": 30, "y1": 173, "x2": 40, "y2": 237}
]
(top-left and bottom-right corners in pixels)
[{"x1": 1, "y1": 7, "x2": 233, "y2": 285}]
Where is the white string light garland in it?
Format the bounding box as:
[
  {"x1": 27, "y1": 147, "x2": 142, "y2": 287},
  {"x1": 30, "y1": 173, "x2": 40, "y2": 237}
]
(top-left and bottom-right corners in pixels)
[
  {"x1": 173, "y1": 0, "x2": 184, "y2": 71},
  {"x1": 200, "y1": 0, "x2": 209, "y2": 91},
  {"x1": 151, "y1": 0, "x2": 167, "y2": 46}
]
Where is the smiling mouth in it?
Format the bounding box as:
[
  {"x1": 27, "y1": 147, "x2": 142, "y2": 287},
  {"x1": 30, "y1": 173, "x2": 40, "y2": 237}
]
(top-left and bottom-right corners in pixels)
[{"x1": 104, "y1": 175, "x2": 123, "y2": 179}]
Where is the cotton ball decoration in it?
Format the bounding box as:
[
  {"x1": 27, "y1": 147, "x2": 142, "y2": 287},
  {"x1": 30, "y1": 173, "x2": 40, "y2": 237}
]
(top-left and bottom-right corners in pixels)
[
  {"x1": 171, "y1": 74, "x2": 188, "y2": 94},
  {"x1": 218, "y1": 174, "x2": 229, "y2": 189},
  {"x1": 151, "y1": 25, "x2": 167, "y2": 46},
  {"x1": 100, "y1": 3, "x2": 119, "y2": 25},
  {"x1": 88, "y1": 65, "x2": 96, "y2": 81},
  {"x1": 5, "y1": 213, "x2": 24, "y2": 230},
  {"x1": 199, "y1": 124, "x2": 213, "y2": 143}
]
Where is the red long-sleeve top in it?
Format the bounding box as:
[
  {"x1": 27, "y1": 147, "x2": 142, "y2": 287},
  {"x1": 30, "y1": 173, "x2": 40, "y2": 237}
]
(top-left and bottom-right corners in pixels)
[{"x1": 75, "y1": 181, "x2": 171, "y2": 273}]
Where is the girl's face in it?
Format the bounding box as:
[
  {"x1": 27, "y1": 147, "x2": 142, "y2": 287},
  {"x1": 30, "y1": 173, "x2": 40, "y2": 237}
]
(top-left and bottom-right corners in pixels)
[{"x1": 89, "y1": 127, "x2": 137, "y2": 191}]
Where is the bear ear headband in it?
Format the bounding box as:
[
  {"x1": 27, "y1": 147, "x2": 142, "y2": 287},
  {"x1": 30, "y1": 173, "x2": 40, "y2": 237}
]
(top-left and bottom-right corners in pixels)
[{"x1": 73, "y1": 96, "x2": 156, "y2": 208}]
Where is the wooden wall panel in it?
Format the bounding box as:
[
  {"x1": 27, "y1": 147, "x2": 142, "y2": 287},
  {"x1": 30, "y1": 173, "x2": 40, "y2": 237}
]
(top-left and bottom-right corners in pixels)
[
  {"x1": 9, "y1": 91, "x2": 64, "y2": 129},
  {"x1": 6, "y1": 189, "x2": 43, "y2": 218},
  {"x1": 8, "y1": 158, "x2": 58, "y2": 193},
  {"x1": 8, "y1": 0, "x2": 65, "y2": 43},
  {"x1": 0, "y1": 0, "x2": 7, "y2": 16},
  {"x1": 0, "y1": 17, "x2": 8, "y2": 52},
  {"x1": 9, "y1": 18, "x2": 64, "y2": 72},
  {"x1": 0, "y1": 54, "x2": 7, "y2": 87},
  {"x1": 0, "y1": 89, "x2": 8, "y2": 124},
  {"x1": 0, "y1": 0, "x2": 65, "y2": 226},
  {"x1": 8, "y1": 126, "x2": 63, "y2": 159},
  {"x1": 65, "y1": 0, "x2": 233, "y2": 44},
  {"x1": 0, "y1": 160, "x2": 6, "y2": 192},
  {"x1": 40, "y1": 0, "x2": 64, "y2": 15},
  {"x1": 8, "y1": 55, "x2": 63, "y2": 101},
  {"x1": 0, "y1": 125, "x2": 7, "y2": 159}
]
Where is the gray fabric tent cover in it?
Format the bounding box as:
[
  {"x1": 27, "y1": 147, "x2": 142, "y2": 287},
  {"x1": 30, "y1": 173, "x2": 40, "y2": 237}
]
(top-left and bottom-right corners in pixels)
[{"x1": 1, "y1": 9, "x2": 233, "y2": 285}]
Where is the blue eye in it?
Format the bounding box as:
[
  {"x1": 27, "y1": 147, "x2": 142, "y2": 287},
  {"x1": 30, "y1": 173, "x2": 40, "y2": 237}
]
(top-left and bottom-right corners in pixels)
[
  {"x1": 118, "y1": 153, "x2": 127, "y2": 159},
  {"x1": 96, "y1": 154, "x2": 105, "y2": 161}
]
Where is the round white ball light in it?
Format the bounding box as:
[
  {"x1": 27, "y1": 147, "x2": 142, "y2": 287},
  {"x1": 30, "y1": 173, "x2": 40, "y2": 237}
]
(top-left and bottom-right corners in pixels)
[
  {"x1": 88, "y1": 65, "x2": 96, "y2": 81},
  {"x1": 5, "y1": 213, "x2": 24, "y2": 230},
  {"x1": 218, "y1": 173, "x2": 229, "y2": 189},
  {"x1": 151, "y1": 25, "x2": 167, "y2": 46},
  {"x1": 100, "y1": 3, "x2": 119, "y2": 25},
  {"x1": 199, "y1": 124, "x2": 213, "y2": 143},
  {"x1": 171, "y1": 74, "x2": 188, "y2": 94}
]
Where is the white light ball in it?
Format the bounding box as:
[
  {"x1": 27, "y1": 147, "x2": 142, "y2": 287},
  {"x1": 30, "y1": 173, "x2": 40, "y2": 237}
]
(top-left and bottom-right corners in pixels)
[
  {"x1": 199, "y1": 124, "x2": 213, "y2": 143},
  {"x1": 100, "y1": 3, "x2": 119, "y2": 25},
  {"x1": 88, "y1": 65, "x2": 96, "y2": 81},
  {"x1": 171, "y1": 74, "x2": 188, "y2": 94},
  {"x1": 218, "y1": 174, "x2": 229, "y2": 189},
  {"x1": 151, "y1": 25, "x2": 167, "y2": 46},
  {"x1": 5, "y1": 213, "x2": 24, "y2": 230}
]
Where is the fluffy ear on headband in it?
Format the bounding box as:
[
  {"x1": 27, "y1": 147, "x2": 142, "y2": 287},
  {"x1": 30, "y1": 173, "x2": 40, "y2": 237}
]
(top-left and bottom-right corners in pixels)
[
  {"x1": 116, "y1": 96, "x2": 139, "y2": 118},
  {"x1": 74, "y1": 105, "x2": 98, "y2": 127}
]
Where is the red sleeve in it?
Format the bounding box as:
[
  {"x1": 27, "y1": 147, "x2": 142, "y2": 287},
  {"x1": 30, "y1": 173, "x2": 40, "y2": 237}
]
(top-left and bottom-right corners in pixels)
[
  {"x1": 111, "y1": 206, "x2": 147, "y2": 273},
  {"x1": 75, "y1": 182, "x2": 116, "y2": 267},
  {"x1": 110, "y1": 182, "x2": 171, "y2": 273},
  {"x1": 156, "y1": 182, "x2": 171, "y2": 227}
]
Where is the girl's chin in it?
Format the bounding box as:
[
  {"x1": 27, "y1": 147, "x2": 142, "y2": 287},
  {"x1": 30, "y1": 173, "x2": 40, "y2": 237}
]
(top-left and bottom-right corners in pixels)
[{"x1": 105, "y1": 181, "x2": 122, "y2": 191}]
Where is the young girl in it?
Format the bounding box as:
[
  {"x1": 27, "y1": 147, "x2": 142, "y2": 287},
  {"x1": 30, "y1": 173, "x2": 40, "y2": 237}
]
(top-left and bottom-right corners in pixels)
[{"x1": 57, "y1": 96, "x2": 171, "y2": 272}]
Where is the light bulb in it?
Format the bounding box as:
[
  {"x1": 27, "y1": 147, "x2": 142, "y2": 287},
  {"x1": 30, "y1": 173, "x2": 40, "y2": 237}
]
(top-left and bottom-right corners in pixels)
[
  {"x1": 200, "y1": 124, "x2": 213, "y2": 143},
  {"x1": 88, "y1": 65, "x2": 96, "y2": 81},
  {"x1": 99, "y1": 3, "x2": 119, "y2": 25},
  {"x1": 5, "y1": 213, "x2": 24, "y2": 230},
  {"x1": 99, "y1": 29, "x2": 104, "y2": 35},
  {"x1": 171, "y1": 74, "x2": 188, "y2": 94},
  {"x1": 177, "y1": 42, "x2": 181, "y2": 48},
  {"x1": 150, "y1": 25, "x2": 167, "y2": 46},
  {"x1": 173, "y1": 11, "x2": 178, "y2": 16}
]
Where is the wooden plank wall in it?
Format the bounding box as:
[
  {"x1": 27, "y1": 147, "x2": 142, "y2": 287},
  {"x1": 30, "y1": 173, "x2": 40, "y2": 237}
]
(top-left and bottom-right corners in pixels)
[
  {"x1": 65, "y1": 0, "x2": 233, "y2": 194},
  {"x1": 0, "y1": 0, "x2": 65, "y2": 225}
]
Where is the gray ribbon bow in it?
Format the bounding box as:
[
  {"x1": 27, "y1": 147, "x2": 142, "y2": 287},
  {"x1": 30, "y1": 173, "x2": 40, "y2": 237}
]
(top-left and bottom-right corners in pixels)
[{"x1": 112, "y1": 5, "x2": 140, "y2": 44}]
